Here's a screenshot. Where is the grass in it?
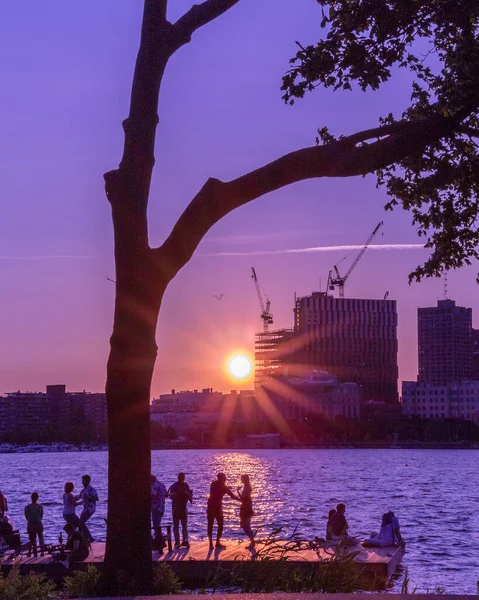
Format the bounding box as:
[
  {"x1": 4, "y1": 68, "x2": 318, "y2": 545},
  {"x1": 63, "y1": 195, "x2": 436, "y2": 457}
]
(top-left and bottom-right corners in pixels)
[{"x1": 195, "y1": 526, "x2": 381, "y2": 594}]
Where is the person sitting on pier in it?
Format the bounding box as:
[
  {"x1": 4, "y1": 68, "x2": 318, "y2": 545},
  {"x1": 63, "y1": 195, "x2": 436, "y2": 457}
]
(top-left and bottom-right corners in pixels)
[
  {"x1": 0, "y1": 490, "x2": 8, "y2": 518},
  {"x1": 330, "y1": 503, "x2": 357, "y2": 545},
  {"x1": 151, "y1": 474, "x2": 167, "y2": 552},
  {"x1": 0, "y1": 515, "x2": 20, "y2": 552},
  {"x1": 207, "y1": 472, "x2": 240, "y2": 550},
  {"x1": 388, "y1": 511, "x2": 405, "y2": 545},
  {"x1": 24, "y1": 492, "x2": 45, "y2": 557},
  {"x1": 168, "y1": 472, "x2": 193, "y2": 549},
  {"x1": 60, "y1": 523, "x2": 89, "y2": 569},
  {"x1": 363, "y1": 512, "x2": 398, "y2": 547},
  {"x1": 326, "y1": 508, "x2": 336, "y2": 541}
]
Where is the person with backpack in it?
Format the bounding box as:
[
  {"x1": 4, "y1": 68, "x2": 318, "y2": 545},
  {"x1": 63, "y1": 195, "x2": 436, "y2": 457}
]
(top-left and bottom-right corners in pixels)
[
  {"x1": 76, "y1": 474, "x2": 98, "y2": 545},
  {"x1": 168, "y1": 472, "x2": 193, "y2": 549}
]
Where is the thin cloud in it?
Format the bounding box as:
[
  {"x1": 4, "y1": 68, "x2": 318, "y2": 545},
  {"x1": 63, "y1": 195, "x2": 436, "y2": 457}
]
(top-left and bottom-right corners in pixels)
[
  {"x1": 0, "y1": 255, "x2": 96, "y2": 260},
  {"x1": 205, "y1": 230, "x2": 315, "y2": 245},
  {"x1": 201, "y1": 243, "x2": 424, "y2": 257}
]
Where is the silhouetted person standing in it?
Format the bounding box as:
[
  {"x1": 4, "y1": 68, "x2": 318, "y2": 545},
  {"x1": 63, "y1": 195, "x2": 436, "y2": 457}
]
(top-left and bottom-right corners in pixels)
[
  {"x1": 63, "y1": 481, "x2": 80, "y2": 528},
  {"x1": 237, "y1": 474, "x2": 255, "y2": 547},
  {"x1": 24, "y1": 492, "x2": 45, "y2": 557},
  {"x1": 207, "y1": 472, "x2": 240, "y2": 549},
  {"x1": 77, "y1": 475, "x2": 98, "y2": 545},
  {"x1": 151, "y1": 474, "x2": 167, "y2": 552},
  {"x1": 168, "y1": 472, "x2": 192, "y2": 549}
]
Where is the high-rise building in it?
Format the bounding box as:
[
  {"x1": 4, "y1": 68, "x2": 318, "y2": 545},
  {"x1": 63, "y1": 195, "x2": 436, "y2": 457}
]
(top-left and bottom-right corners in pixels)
[
  {"x1": 418, "y1": 299, "x2": 472, "y2": 385},
  {"x1": 291, "y1": 292, "x2": 398, "y2": 403},
  {"x1": 473, "y1": 329, "x2": 479, "y2": 379}
]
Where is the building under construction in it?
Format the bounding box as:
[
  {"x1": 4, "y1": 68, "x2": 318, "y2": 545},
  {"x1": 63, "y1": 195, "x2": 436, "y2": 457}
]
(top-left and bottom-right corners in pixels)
[
  {"x1": 253, "y1": 222, "x2": 399, "y2": 404},
  {"x1": 254, "y1": 328, "x2": 295, "y2": 388},
  {"x1": 255, "y1": 293, "x2": 398, "y2": 403}
]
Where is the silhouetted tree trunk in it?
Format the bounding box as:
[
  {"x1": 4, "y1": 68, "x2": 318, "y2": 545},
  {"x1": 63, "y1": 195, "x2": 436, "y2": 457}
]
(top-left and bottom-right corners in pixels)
[{"x1": 102, "y1": 0, "x2": 474, "y2": 591}]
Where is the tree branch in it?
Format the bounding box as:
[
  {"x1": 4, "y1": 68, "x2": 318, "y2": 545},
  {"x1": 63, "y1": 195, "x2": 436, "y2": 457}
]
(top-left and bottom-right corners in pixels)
[
  {"x1": 155, "y1": 113, "x2": 460, "y2": 279},
  {"x1": 458, "y1": 126, "x2": 479, "y2": 139},
  {"x1": 343, "y1": 119, "x2": 421, "y2": 146},
  {"x1": 174, "y1": 0, "x2": 241, "y2": 43},
  {"x1": 158, "y1": 0, "x2": 168, "y2": 21}
]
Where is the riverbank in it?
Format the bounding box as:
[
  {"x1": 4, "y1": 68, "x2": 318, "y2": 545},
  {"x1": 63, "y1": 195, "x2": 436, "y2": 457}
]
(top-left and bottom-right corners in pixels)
[
  {"x1": 81, "y1": 595, "x2": 479, "y2": 600},
  {"x1": 1, "y1": 441, "x2": 478, "y2": 453},
  {"x1": 0, "y1": 443, "x2": 107, "y2": 453}
]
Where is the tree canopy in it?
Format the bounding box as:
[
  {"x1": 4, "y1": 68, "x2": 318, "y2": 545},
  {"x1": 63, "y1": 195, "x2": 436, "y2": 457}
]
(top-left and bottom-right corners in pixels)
[{"x1": 282, "y1": 0, "x2": 479, "y2": 282}]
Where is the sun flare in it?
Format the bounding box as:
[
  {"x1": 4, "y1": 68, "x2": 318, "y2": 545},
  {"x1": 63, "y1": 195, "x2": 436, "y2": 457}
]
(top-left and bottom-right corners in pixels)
[{"x1": 228, "y1": 355, "x2": 252, "y2": 380}]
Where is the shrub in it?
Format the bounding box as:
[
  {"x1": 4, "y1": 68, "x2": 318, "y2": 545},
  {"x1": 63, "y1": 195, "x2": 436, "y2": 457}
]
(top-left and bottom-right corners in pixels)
[
  {"x1": 153, "y1": 562, "x2": 182, "y2": 595},
  {"x1": 63, "y1": 565, "x2": 101, "y2": 598},
  {"x1": 0, "y1": 565, "x2": 56, "y2": 600}
]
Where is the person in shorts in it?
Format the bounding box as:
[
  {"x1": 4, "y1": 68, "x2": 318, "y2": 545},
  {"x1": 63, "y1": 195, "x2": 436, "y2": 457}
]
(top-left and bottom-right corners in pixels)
[
  {"x1": 24, "y1": 492, "x2": 45, "y2": 556},
  {"x1": 206, "y1": 472, "x2": 240, "y2": 550}
]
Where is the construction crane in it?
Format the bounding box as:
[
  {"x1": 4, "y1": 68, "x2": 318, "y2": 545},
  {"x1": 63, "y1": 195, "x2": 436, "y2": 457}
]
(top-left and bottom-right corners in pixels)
[
  {"x1": 251, "y1": 267, "x2": 273, "y2": 333},
  {"x1": 327, "y1": 221, "x2": 383, "y2": 298}
]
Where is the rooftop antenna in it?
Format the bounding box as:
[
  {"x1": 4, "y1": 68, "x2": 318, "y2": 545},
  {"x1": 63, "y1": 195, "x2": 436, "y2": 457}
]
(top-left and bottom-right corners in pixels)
[{"x1": 443, "y1": 270, "x2": 448, "y2": 300}]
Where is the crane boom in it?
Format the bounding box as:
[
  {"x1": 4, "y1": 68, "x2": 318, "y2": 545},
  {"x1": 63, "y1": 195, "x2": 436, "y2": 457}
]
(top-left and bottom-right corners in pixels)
[
  {"x1": 343, "y1": 221, "x2": 383, "y2": 281},
  {"x1": 251, "y1": 267, "x2": 273, "y2": 332},
  {"x1": 329, "y1": 221, "x2": 383, "y2": 297}
]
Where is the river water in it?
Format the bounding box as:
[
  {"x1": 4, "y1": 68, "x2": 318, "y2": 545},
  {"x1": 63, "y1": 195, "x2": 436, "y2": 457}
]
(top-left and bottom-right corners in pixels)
[{"x1": 0, "y1": 449, "x2": 478, "y2": 593}]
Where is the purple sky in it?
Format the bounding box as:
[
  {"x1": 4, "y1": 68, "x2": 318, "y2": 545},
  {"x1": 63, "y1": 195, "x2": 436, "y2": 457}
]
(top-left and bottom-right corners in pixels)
[{"x1": 1, "y1": 0, "x2": 478, "y2": 397}]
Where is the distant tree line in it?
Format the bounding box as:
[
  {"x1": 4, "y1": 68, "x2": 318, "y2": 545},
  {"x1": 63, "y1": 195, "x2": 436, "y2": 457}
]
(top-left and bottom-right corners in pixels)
[
  {"x1": 179, "y1": 414, "x2": 479, "y2": 447},
  {"x1": 1, "y1": 407, "x2": 107, "y2": 445}
]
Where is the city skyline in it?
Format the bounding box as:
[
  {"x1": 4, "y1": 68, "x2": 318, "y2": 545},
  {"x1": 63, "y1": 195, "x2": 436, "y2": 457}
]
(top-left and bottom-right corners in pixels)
[{"x1": 1, "y1": 1, "x2": 478, "y2": 397}]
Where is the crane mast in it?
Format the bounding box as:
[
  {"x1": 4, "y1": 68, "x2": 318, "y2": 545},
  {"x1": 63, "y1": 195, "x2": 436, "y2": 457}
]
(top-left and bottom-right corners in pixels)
[
  {"x1": 328, "y1": 221, "x2": 383, "y2": 297},
  {"x1": 251, "y1": 267, "x2": 273, "y2": 333}
]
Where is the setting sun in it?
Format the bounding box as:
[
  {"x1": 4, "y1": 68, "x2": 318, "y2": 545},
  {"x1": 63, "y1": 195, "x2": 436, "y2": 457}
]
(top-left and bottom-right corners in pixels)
[{"x1": 228, "y1": 355, "x2": 252, "y2": 380}]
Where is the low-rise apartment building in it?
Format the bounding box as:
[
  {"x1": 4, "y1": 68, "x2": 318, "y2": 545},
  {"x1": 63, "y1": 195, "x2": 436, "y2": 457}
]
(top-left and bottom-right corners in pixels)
[
  {"x1": 402, "y1": 380, "x2": 479, "y2": 424},
  {"x1": 0, "y1": 385, "x2": 107, "y2": 441}
]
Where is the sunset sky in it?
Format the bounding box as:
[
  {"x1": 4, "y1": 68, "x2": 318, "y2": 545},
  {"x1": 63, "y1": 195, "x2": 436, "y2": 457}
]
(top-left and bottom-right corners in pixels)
[{"x1": 1, "y1": 0, "x2": 478, "y2": 398}]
